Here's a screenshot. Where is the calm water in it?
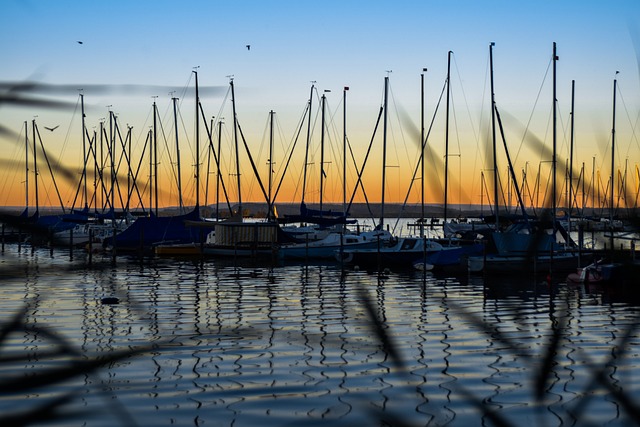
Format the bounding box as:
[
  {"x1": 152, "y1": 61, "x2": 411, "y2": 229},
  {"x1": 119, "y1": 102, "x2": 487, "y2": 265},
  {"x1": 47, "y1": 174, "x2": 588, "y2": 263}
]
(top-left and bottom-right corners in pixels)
[{"x1": 1, "y1": 244, "x2": 639, "y2": 426}]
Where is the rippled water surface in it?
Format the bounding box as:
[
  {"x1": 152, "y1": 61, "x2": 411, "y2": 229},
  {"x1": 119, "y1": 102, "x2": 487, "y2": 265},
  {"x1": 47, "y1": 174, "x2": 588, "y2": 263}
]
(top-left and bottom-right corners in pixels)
[{"x1": 1, "y1": 245, "x2": 639, "y2": 426}]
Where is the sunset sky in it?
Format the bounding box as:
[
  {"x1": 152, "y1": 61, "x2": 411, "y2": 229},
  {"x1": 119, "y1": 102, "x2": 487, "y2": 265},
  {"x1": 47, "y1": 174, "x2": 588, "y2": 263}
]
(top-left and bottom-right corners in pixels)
[{"x1": 1, "y1": 0, "x2": 639, "y2": 212}]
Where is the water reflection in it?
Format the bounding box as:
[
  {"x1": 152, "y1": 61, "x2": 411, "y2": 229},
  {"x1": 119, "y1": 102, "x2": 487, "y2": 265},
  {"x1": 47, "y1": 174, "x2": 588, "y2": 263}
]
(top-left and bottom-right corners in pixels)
[{"x1": 0, "y1": 245, "x2": 639, "y2": 426}]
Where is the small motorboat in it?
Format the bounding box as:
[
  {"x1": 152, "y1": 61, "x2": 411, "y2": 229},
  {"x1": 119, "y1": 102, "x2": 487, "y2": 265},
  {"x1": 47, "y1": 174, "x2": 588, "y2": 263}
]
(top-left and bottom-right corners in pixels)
[{"x1": 566, "y1": 260, "x2": 622, "y2": 284}]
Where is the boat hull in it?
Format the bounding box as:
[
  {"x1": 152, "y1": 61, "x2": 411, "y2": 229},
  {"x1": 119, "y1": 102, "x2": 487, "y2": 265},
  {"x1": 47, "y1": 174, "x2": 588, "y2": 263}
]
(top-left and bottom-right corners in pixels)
[
  {"x1": 155, "y1": 243, "x2": 203, "y2": 256},
  {"x1": 467, "y1": 252, "x2": 581, "y2": 274}
]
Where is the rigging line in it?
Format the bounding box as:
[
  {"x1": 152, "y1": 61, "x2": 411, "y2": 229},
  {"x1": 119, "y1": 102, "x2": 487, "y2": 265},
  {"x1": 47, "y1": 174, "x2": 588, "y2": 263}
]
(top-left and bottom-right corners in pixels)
[
  {"x1": 616, "y1": 84, "x2": 640, "y2": 156},
  {"x1": 345, "y1": 134, "x2": 376, "y2": 222},
  {"x1": 176, "y1": 102, "x2": 193, "y2": 158},
  {"x1": 110, "y1": 120, "x2": 129, "y2": 210},
  {"x1": 244, "y1": 112, "x2": 272, "y2": 202},
  {"x1": 387, "y1": 86, "x2": 414, "y2": 234},
  {"x1": 156, "y1": 111, "x2": 180, "y2": 204},
  {"x1": 555, "y1": 99, "x2": 572, "y2": 180},
  {"x1": 198, "y1": 103, "x2": 232, "y2": 214},
  {"x1": 273, "y1": 103, "x2": 309, "y2": 202},
  {"x1": 0, "y1": 126, "x2": 26, "y2": 205},
  {"x1": 346, "y1": 106, "x2": 383, "y2": 215},
  {"x1": 132, "y1": 103, "x2": 155, "y2": 153},
  {"x1": 178, "y1": 72, "x2": 194, "y2": 108},
  {"x1": 451, "y1": 55, "x2": 478, "y2": 211},
  {"x1": 324, "y1": 97, "x2": 343, "y2": 168},
  {"x1": 471, "y1": 49, "x2": 493, "y2": 209},
  {"x1": 450, "y1": 91, "x2": 468, "y2": 207},
  {"x1": 34, "y1": 123, "x2": 66, "y2": 212},
  {"x1": 273, "y1": 111, "x2": 293, "y2": 182},
  {"x1": 452, "y1": 53, "x2": 479, "y2": 144},
  {"x1": 397, "y1": 78, "x2": 447, "y2": 223},
  {"x1": 237, "y1": 121, "x2": 270, "y2": 205},
  {"x1": 321, "y1": 97, "x2": 346, "y2": 199},
  {"x1": 514, "y1": 56, "x2": 553, "y2": 162},
  {"x1": 273, "y1": 101, "x2": 310, "y2": 205},
  {"x1": 59, "y1": 95, "x2": 81, "y2": 174},
  {"x1": 388, "y1": 85, "x2": 413, "y2": 179}
]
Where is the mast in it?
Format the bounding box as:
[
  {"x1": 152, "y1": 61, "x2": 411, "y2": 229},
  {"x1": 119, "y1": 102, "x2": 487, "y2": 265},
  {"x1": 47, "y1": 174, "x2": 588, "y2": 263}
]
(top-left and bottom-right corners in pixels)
[
  {"x1": 153, "y1": 98, "x2": 159, "y2": 215},
  {"x1": 230, "y1": 78, "x2": 242, "y2": 215},
  {"x1": 420, "y1": 68, "x2": 427, "y2": 237},
  {"x1": 172, "y1": 96, "x2": 184, "y2": 211},
  {"x1": 109, "y1": 109, "x2": 115, "y2": 216},
  {"x1": 81, "y1": 93, "x2": 88, "y2": 208},
  {"x1": 489, "y1": 42, "x2": 499, "y2": 227},
  {"x1": 444, "y1": 51, "x2": 452, "y2": 225},
  {"x1": 99, "y1": 119, "x2": 105, "y2": 212},
  {"x1": 194, "y1": 68, "x2": 200, "y2": 208},
  {"x1": 268, "y1": 110, "x2": 275, "y2": 220},
  {"x1": 610, "y1": 73, "x2": 617, "y2": 225},
  {"x1": 320, "y1": 91, "x2": 327, "y2": 213},
  {"x1": 302, "y1": 83, "x2": 314, "y2": 205},
  {"x1": 93, "y1": 129, "x2": 98, "y2": 215},
  {"x1": 552, "y1": 42, "x2": 558, "y2": 230},
  {"x1": 568, "y1": 79, "x2": 575, "y2": 232},
  {"x1": 216, "y1": 120, "x2": 223, "y2": 220},
  {"x1": 147, "y1": 128, "x2": 152, "y2": 214},
  {"x1": 380, "y1": 75, "x2": 389, "y2": 228},
  {"x1": 32, "y1": 118, "x2": 39, "y2": 215},
  {"x1": 126, "y1": 125, "x2": 132, "y2": 213},
  {"x1": 24, "y1": 121, "x2": 28, "y2": 214},
  {"x1": 343, "y1": 86, "x2": 348, "y2": 221}
]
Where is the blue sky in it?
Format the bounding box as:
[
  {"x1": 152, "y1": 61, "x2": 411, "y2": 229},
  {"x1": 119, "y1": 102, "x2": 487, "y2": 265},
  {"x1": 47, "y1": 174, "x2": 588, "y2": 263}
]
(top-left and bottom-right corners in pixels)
[{"x1": 2, "y1": 0, "x2": 639, "y2": 206}]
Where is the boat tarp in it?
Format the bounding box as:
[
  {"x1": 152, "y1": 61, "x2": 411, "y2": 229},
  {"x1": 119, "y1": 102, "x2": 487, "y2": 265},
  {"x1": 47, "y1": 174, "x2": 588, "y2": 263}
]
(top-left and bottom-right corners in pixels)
[{"x1": 103, "y1": 207, "x2": 203, "y2": 250}]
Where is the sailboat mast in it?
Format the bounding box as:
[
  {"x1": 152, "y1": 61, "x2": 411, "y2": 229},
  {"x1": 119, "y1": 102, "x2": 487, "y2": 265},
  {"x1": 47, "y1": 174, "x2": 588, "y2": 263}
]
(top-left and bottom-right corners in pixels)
[
  {"x1": 153, "y1": 99, "x2": 159, "y2": 215},
  {"x1": 230, "y1": 79, "x2": 242, "y2": 215},
  {"x1": 172, "y1": 96, "x2": 184, "y2": 211},
  {"x1": 93, "y1": 129, "x2": 98, "y2": 214},
  {"x1": 320, "y1": 92, "x2": 326, "y2": 213},
  {"x1": 268, "y1": 110, "x2": 274, "y2": 220},
  {"x1": 489, "y1": 42, "x2": 499, "y2": 227},
  {"x1": 110, "y1": 110, "x2": 115, "y2": 215},
  {"x1": 343, "y1": 86, "x2": 348, "y2": 220},
  {"x1": 24, "y1": 121, "x2": 28, "y2": 214},
  {"x1": 81, "y1": 93, "x2": 88, "y2": 208},
  {"x1": 216, "y1": 120, "x2": 222, "y2": 220},
  {"x1": 32, "y1": 119, "x2": 39, "y2": 215},
  {"x1": 126, "y1": 125, "x2": 132, "y2": 213},
  {"x1": 444, "y1": 51, "x2": 452, "y2": 225},
  {"x1": 380, "y1": 75, "x2": 389, "y2": 228},
  {"x1": 194, "y1": 69, "x2": 200, "y2": 208},
  {"x1": 302, "y1": 84, "x2": 314, "y2": 204},
  {"x1": 569, "y1": 79, "x2": 575, "y2": 232},
  {"x1": 611, "y1": 75, "x2": 617, "y2": 224},
  {"x1": 420, "y1": 69, "x2": 426, "y2": 237},
  {"x1": 552, "y1": 42, "x2": 558, "y2": 228},
  {"x1": 99, "y1": 120, "x2": 105, "y2": 212}
]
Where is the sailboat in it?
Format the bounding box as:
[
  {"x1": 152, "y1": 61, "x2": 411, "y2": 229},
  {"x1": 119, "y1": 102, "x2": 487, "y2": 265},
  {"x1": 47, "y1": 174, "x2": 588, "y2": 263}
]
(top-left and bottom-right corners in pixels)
[
  {"x1": 53, "y1": 96, "x2": 134, "y2": 248},
  {"x1": 335, "y1": 75, "x2": 464, "y2": 269},
  {"x1": 202, "y1": 79, "x2": 297, "y2": 258},
  {"x1": 278, "y1": 86, "x2": 393, "y2": 261},
  {"x1": 19, "y1": 117, "x2": 103, "y2": 247},
  {"x1": 105, "y1": 71, "x2": 205, "y2": 253},
  {"x1": 466, "y1": 42, "x2": 580, "y2": 274}
]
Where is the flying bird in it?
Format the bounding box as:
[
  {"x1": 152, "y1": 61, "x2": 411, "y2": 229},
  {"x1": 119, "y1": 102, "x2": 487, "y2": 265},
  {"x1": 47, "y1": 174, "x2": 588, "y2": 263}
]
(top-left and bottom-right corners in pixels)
[
  {"x1": 77, "y1": 41, "x2": 83, "y2": 44},
  {"x1": 44, "y1": 125, "x2": 59, "y2": 132},
  {"x1": 246, "y1": 44, "x2": 250, "y2": 50}
]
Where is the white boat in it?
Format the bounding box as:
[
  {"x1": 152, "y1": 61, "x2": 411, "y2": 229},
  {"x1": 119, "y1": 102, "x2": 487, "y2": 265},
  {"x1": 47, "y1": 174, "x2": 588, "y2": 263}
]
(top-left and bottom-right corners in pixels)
[{"x1": 279, "y1": 228, "x2": 392, "y2": 260}]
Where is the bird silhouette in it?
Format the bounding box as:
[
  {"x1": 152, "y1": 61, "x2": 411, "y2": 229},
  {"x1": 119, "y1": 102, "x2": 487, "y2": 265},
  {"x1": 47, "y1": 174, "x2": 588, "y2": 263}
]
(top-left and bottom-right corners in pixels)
[
  {"x1": 44, "y1": 125, "x2": 59, "y2": 132},
  {"x1": 77, "y1": 41, "x2": 83, "y2": 44},
  {"x1": 246, "y1": 44, "x2": 250, "y2": 50}
]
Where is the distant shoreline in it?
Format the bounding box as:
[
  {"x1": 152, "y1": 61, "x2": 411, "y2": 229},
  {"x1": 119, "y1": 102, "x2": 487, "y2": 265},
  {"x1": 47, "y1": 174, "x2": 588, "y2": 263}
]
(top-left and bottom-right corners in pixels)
[{"x1": 2, "y1": 202, "x2": 635, "y2": 220}]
